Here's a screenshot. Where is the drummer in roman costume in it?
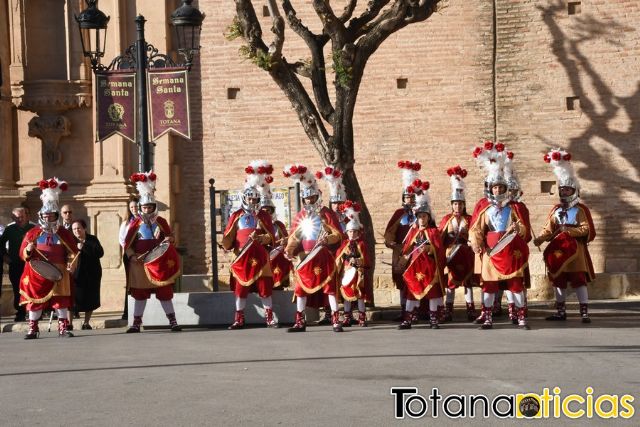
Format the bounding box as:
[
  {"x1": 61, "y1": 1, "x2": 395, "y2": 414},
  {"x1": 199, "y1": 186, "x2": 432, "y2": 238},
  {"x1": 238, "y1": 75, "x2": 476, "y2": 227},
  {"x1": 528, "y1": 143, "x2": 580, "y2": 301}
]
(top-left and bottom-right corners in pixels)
[
  {"x1": 438, "y1": 166, "x2": 476, "y2": 322},
  {"x1": 19, "y1": 178, "x2": 79, "y2": 339},
  {"x1": 533, "y1": 149, "x2": 596, "y2": 323},
  {"x1": 123, "y1": 172, "x2": 182, "y2": 333},
  {"x1": 222, "y1": 160, "x2": 277, "y2": 329},
  {"x1": 283, "y1": 164, "x2": 344, "y2": 332},
  {"x1": 314, "y1": 167, "x2": 348, "y2": 324},
  {"x1": 335, "y1": 201, "x2": 370, "y2": 327},
  {"x1": 397, "y1": 179, "x2": 446, "y2": 330},
  {"x1": 504, "y1": 151, "x2": 532, "y2": 323},
  {"x1": 260, "y1": 181, "x2": 291, "y2": 290},
  {"x1": 317, "y1": 167, "x2": 348, "y2": 232},
  {"x1": 384, "y1": 161, "x2": 420, "y2": 321},
  {"x1": 469, "y1": 143, "x2": 531, "y2": 330}
]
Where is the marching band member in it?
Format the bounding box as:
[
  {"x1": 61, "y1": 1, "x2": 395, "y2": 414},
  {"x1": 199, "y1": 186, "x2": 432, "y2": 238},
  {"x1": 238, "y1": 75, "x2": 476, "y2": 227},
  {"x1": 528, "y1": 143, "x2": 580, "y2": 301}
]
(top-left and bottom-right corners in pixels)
[
  {"x1": 384, "y1": 161, "x2": 420, "y2": 321},
  {"x1": 261, "y1": 195, "x2": 291, "y2": 291},
  {"x1": 469, "y1": 143, "x2": 531, "y2": 330},
  {"x1": 222, "y1": 161, "x2": 277, "y2": 329},
  {"x1": 19, "y1": 178, "x2": 78, "y2": 339},
  {"x1": 398, "y1": 179, "x2": 446, "y2": 330},
  {"x1": 335, "y1": 201, "x2": 370, "y2": 327},
  {"x1": 283, "y1": 164, "x2": 343, "y2": 332},
  {"x1": 123, "y1": 172, "x2": 182, "y2": 333},
  {"x1": 313, "y1": 167, "x2": 348, "y2": 324},
  {"x1": 534, "y1": 149, "x2": 596, "y2": 323},
  {"x1": 438, "y1": 166, "x2": 476, "y2": 322},
  {"x1": 504, "y1": 151, "x2": 532, "y2": 322}
]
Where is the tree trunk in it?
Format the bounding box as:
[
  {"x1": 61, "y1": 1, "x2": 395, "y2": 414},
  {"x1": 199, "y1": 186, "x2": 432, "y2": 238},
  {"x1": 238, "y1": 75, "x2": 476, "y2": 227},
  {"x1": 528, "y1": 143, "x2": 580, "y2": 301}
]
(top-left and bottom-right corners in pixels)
[{"x1": 335, "y1": 158, "x2": 376, "y2": 306}]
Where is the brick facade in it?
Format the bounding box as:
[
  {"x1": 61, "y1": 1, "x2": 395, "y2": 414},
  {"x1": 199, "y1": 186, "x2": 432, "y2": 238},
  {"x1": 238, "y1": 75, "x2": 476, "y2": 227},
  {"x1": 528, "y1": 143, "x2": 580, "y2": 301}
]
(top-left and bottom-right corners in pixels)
[{"x1": 178, "y1": 1, "x2": 640, "y2": 297}]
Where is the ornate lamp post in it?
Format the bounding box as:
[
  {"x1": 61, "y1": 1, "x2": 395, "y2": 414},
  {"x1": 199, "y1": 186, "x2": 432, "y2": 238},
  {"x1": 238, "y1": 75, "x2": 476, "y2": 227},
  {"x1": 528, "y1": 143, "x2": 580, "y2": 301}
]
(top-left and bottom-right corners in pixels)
[{"x1": 75, "y1": 0, "x2": 204, "y2": 172}]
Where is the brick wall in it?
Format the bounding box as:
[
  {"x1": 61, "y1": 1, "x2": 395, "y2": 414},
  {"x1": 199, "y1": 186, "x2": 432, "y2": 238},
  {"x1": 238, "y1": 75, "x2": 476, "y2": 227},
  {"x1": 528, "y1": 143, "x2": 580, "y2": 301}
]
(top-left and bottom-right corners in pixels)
[{"x1": 177, "y1": 1, "x2": 640, "y2": 298}]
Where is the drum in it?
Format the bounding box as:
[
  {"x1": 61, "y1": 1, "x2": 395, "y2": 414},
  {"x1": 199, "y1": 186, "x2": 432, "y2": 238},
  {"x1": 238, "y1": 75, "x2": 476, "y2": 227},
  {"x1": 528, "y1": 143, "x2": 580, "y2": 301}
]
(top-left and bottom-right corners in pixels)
[
  {"x1": 446, "y1": 244, "x2": 462, "y2": 265},
  {"x1": 488, "y1": 231, "x2": 516, "y2": 258},
  {"x1": 392, "y1": 256, "x2": 409, "y2": 275},
  {"x1": 30, "y1": 259, "x2": 63, "y2": 281},
  {"x1": 229, "y1": 240, "x2": 269, "y2": 286},
  {"x1": 269, "y1": 246, "x2": 283, "y2": 262},
  {"x1": 543, "y1": 231, "x2": 578, "y2": 278},
  {"x1": 296, "y1": 244, "x2": 324, "y2": 271},
  {"x1": 143, "y1": 242, "x2": 181, "y2": 285},
  {"x1": 341, "y1": 267, "x2": 358, "y2": 287}
]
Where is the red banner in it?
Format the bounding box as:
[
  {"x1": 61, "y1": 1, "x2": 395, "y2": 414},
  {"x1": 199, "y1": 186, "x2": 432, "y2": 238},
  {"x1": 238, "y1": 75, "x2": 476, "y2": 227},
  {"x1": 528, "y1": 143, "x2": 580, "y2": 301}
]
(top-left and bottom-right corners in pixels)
[
  {"x1": 147, "y1": 68, "x2": 191, "y2": 141},
  {"x1": 95, "y1": 71, "x2": 136, "y2": 143}
]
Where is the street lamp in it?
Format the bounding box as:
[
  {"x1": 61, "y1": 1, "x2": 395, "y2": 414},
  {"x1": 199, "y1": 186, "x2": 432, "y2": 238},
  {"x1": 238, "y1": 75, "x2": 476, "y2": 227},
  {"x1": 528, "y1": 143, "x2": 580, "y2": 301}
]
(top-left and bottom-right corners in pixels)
[{"x1": 75, "y1": 0, "x2": 205, "y2": 172}]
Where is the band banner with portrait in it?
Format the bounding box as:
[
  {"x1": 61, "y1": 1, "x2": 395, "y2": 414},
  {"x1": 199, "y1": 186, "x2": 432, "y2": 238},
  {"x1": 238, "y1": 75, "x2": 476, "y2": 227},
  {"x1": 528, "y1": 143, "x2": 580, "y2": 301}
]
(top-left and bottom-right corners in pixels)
[
  {"x1": 95, "y1": 70, "x2": 136, "y2": 143},
  {"x1": 147, "y1": 68, "x2": 191, "y2": 141},
  {"x1": 219, "y1": 187, "x2": 294, "y2": 231}
]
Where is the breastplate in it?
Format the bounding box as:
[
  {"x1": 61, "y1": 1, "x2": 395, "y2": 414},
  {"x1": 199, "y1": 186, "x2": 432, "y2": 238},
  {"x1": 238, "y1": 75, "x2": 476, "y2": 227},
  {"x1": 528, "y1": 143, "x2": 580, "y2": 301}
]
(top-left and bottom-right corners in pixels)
[
  {"x1": 300, "y1": 214, "x2": 323, "y2": 241},
  {"x1": 487, "y1": 206, "x2": 512, "y2": 232},
  {"x1": 555, "y1": 206, "x2": 578, "y2": 225},
  {"x1": 238, "y1": 211, "x2": 258, "y2": 231},
  {"x1": 399, "y1": 210, "x2": 415, "y2": 226},
  {"x1": 137, "y1": 223, "x2": 158, "y2": 240},
  {"x1": 36, "y1": 232, "x2": 61, "y2": 245}
]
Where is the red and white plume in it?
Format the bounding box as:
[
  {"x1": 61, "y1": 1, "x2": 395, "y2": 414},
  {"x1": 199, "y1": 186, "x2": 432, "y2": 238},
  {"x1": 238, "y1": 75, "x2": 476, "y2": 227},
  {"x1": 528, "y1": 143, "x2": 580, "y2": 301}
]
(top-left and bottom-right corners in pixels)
[
  {"x1": 245, "y1": 159, "x2": 274, "y2": 198},
  {"x1": 283, "y1": 163, "x2": 319, "y2": 197},
  {"x1": 446, "y1": 165, "x2": 468, "y2": 202},
  {"x1": 339, "y1": 200, "x2": 363, "y2": 231},
  {"x1": 544, "y1": 148, "x2": 579, "y2": 190},
  {"x1": 397, "y1": 160, "x2": 422, "y2": 194},
  {"x1": 130, "y1": 171, "x2": 157, "y2": 205},
  {"x1": 37, "y1": 177, "x2": 69, "y2": 213},
  {"x1": 315, "y1": 166, "x2": 346, "y2": 203},
  {"x1": 472, "y1": 140, "x2": 507, "y2": 185}
]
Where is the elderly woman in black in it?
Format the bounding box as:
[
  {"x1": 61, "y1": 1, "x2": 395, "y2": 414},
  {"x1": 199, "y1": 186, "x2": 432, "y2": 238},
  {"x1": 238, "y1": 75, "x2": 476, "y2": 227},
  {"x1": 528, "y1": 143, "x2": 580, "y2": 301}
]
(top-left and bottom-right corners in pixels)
[{"x1": 71, "y1": 219, "x2": 104, "y2": 329}]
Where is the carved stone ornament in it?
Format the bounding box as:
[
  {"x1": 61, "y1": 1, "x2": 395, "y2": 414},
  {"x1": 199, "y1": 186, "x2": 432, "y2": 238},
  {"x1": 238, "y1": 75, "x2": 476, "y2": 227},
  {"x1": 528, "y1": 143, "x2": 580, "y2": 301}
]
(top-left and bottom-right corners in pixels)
[
  {"x1": 28, "y1": 114, "x2": 71, "y2": 165},
  {"x1": 11, "y1": 79, "x2": 92, "y2": 112}
]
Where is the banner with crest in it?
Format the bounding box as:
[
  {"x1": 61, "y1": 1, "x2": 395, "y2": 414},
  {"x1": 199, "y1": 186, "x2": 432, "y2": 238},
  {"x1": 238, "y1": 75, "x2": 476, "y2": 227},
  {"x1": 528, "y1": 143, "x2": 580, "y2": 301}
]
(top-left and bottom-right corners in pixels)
[
  {"x1": 95, "y1": 71, "x2": 137, "y2": 143},
  {"x1": 147, "y1": 68, "x2": 191, "y2": 141}
]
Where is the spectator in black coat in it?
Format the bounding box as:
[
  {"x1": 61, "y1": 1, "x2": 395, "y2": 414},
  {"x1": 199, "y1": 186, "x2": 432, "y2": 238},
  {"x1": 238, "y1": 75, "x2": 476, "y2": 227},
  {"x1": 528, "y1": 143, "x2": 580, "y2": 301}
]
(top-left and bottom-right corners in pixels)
[{"x1": 71, "y1": 220, "x2": 104, "y2": 330}]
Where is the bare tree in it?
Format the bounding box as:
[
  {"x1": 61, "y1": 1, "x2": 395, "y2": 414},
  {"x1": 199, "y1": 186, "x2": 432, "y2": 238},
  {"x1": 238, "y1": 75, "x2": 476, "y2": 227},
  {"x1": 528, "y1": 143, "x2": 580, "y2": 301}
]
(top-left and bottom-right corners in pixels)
[{"x1": 230, "y1": 0, "x2": 445, "y2": 300}]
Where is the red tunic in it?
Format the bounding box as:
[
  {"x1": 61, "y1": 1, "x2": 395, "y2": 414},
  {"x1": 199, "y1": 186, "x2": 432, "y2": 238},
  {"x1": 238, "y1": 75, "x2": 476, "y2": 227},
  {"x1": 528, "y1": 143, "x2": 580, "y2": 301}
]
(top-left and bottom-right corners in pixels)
[{"x1": 401, "y1": 225, "x2": 446, "y2": 300}]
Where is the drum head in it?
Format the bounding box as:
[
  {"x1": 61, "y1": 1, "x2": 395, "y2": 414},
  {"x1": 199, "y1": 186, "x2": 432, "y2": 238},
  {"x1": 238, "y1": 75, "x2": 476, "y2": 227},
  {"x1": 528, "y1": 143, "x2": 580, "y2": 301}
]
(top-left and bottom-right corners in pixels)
[
  {"x1": 296, "y1": 245, "x2": 323, "y2": 271},
  {"x1": 488, "y1": 231, "x2": 516, "y2": 257},
  {"x1": 341, "y1": 267, "x2": 357, "y2": 286},
  {"x1": 144, "y1": 242, "x2": 170, "y2": 263},
  {"x1": 30, "y1": 260, "x2": 63, "y2": 281}
]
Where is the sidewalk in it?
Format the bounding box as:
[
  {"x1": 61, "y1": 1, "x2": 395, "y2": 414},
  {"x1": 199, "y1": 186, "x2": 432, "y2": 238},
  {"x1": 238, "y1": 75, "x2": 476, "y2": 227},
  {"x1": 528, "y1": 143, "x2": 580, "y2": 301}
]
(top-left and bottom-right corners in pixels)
[{"x1": 2, "y1": 299, "x2": 637, "y2": 333}]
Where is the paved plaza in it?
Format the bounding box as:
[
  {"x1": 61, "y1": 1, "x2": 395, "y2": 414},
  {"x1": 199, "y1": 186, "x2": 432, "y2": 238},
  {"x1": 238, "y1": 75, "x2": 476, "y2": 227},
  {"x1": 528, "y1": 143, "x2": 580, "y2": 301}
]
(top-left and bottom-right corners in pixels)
[{"x1": 1, "y1": 301, "x2": 639, "y2": 426}]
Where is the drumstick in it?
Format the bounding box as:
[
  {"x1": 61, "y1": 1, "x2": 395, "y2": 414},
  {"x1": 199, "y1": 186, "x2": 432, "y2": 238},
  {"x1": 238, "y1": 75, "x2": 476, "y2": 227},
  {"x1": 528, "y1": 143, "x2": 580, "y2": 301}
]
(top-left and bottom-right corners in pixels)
[{"x1": 34, "y1": 247, "x2": 49, "y2": 261}]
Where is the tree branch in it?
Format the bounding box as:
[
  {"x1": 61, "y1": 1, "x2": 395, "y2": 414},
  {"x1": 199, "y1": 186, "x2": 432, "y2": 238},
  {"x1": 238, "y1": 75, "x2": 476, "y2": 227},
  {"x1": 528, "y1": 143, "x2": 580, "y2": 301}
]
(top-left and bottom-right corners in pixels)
[
  {"x1": 312, "y1": 0, "x2": 347, "y2": 44},
  {"x1": 339, "y1": 0, "x2": 358, "y2": 23},
  {"x1": 346, "y1": 0, "x2": 391, "y2": 39},
  {"x1": 282, "y1": 0, "x2": 335, "y2": 122},
  {"x1": 234, "y1": 0, "x2": 268, "y2": 52},
  {"x1": 357, "y1": 0, "x2": 441, "y2": 57},
  {"x1": 266, "y1": 0, "x2": 285, "y2": 59}
]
